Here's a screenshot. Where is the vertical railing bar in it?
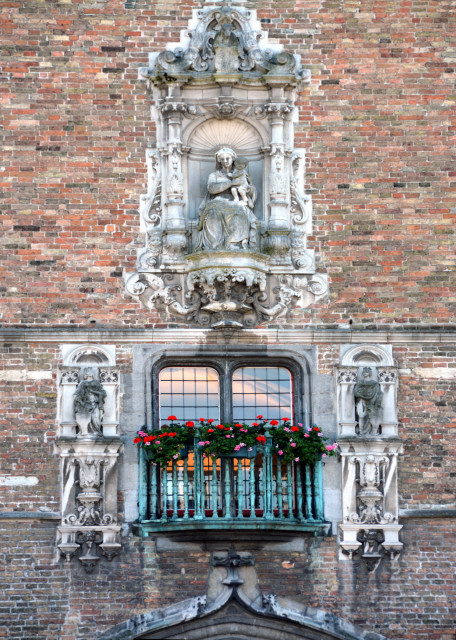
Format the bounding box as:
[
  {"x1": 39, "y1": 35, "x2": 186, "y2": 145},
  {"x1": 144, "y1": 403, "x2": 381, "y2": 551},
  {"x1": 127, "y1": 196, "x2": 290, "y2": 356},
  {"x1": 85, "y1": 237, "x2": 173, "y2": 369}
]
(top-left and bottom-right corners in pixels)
[
  {"x1": 138, "y1": 448, "x2": 148, "y2": 522},
  {"x1": 286, "y1": 462, "x2": 294, "y2": 520},
  {"x1": 249, "y1": 457, "x2": 256, "y2": 519},
  {"x1": 160, "y1": 465, "x2": 167, "y2": 522},
  {"x1": 305, "y1": 465, "x2": 314, "y2": 520},
  {"x1": 172, "y1": 460, "x2": 178, "y2": 520},
  {"x1": 296, "y1": 462, "x2": 304, "y2": 522},
  {"x1": 150, "y1": 461, "x2": 158, "y2": 520},
  {"x1": 200, "y1": 453, "x2": 207, "y2": 520},
  {"x1": 183, "y1": 458, "x2": 189, "y2": 519},
  {"x1": 211, "y1": 457, "x2": 219, "y2": 519},
  {"x1": 277, "y1": 459, "x2": 283, "y2": 519},
  {"x1": 314, "y1": 461, "x2": 324, "y2": 521},
  {"x1": 194, "y1": 447, "x2": 203, "y2": 520},
  {"x1": 237, "y1": 458, "x2": 244, "y2": 519},
  {"x1": 264, "y1": 431, "x2": 274, "y2": 520},
  {"x1": 224, "y1": 459, "x2": 232, "y2": 520}
]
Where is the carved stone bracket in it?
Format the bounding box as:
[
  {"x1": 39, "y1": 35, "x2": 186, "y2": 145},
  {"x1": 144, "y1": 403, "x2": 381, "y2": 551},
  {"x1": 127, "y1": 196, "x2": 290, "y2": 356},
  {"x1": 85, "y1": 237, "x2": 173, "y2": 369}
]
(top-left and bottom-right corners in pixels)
[
  {"x1": 56, "y1": 439, "x2": 123, "y2": 572},
  {"x1": 125, "y1": 266, "x2": 328, "y2": 328}
]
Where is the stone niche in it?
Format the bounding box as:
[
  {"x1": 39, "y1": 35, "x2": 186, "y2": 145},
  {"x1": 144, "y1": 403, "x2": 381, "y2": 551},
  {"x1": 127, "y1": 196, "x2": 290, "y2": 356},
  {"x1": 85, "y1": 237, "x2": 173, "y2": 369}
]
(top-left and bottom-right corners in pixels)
[
  {"x1": 336, "y1": 345, "x2": 403, "y2": 571},
  {"x1": 55, "y1": 345, "x2": 123, "y2": 572},
  {"x1": 124, "y1": 0, "x2": 328, "y2": 328}
]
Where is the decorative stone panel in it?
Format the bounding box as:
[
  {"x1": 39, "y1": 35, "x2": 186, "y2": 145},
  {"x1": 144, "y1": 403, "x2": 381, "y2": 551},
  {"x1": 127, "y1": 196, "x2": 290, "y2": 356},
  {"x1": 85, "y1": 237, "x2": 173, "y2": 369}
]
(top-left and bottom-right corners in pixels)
[
  {"x1": 124, "y1": 0, "x2": 328, "y2": 328},
  {"x1": 55, "y1": 346, "x2": 122, "y2": 571},
  {"x1": 336, "y1": 345, "x2": 403, "y2": 569}
]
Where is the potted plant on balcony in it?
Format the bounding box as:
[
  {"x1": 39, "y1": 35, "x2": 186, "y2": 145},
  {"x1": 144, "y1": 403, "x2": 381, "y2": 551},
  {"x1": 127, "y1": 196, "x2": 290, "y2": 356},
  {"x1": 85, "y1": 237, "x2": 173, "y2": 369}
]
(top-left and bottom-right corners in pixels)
[
  {"x1": 133, "y1": 417, "x2": 195, "y2": 468},
  {"x1": 271, "y1": 418, "x2": 338, "y2": 465},
  {"x1": 196, "y1": 417, "x2": 267, "y2": 458}
]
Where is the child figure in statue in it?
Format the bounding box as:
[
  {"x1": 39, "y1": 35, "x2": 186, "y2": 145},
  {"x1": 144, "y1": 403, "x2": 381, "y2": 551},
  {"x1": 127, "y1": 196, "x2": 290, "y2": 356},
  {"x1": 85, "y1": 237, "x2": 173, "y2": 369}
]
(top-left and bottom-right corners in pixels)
[{"x1": 228, "y1": 157, "x2": 254, "y2": 208}]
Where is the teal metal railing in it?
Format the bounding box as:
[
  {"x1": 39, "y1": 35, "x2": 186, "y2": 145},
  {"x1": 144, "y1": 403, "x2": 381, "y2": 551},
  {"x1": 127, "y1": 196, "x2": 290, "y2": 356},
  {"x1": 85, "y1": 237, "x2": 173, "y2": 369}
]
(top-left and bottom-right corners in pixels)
[{"x1": 138, "y1": 430, "x2": 325, "y2": 531}]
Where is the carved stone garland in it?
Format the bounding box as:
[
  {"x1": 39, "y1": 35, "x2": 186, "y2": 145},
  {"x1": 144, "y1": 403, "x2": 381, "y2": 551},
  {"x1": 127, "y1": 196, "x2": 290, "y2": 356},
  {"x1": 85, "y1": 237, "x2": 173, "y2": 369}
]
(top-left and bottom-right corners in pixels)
[
  {"x1": 337, "y1": 349, "x2": 403, "y2": 571},
  {"x1": 56, "y1": 358, "x2": 122, "y2": 572},
  {"x1": 124, "y1": 0, "x2": 328, "y2": 328}
]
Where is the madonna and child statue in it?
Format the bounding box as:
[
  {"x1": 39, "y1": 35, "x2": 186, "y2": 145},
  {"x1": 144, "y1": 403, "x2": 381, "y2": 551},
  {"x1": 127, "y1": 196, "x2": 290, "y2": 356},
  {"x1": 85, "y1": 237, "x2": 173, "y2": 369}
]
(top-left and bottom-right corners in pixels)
[{"x1": 196, "y1": 148, "x2": 258, "y2": 251}]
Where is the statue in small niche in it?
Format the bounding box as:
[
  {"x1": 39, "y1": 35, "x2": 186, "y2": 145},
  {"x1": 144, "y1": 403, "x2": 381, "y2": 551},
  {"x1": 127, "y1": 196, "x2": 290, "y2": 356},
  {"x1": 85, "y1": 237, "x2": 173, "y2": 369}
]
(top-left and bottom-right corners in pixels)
[
  {"x1": 354, "y1": 366, "x2": 383, "y2": 435},
  {"x1": 196, "y1": 148, "x2": 257, "y2": 251},
  {"x1": 74, "y1": 366, "x2": 107, "y2": 436}
]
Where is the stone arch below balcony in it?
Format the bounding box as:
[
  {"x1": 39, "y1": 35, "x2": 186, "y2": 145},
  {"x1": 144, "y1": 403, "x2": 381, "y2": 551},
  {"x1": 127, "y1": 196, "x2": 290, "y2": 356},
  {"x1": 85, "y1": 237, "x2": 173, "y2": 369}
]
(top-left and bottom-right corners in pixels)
[{"x1": 97, "y1": 587, "x2": 387, "y2": 640}]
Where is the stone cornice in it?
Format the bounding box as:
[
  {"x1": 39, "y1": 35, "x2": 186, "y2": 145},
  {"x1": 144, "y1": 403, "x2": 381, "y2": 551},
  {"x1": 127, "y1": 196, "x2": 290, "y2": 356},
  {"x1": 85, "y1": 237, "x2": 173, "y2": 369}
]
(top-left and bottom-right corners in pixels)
[{"x1": 1, "y1": 326, "x2": 456, "y2": 344}]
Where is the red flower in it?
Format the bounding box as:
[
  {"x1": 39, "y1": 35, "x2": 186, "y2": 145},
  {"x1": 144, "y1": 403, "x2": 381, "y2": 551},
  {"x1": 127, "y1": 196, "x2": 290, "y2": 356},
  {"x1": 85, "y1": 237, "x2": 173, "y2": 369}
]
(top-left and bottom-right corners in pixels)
[
  {"x1": 291, "y1": 426, "x2": 299, "y2": 432},
  {"x1": 235, "y1": 423, "x2": 243, "y2": 427},
  {"x1": 270, "y1": 420, "x2": 278, "y2": 426},
  {"x1": 251, "y1": 422, "x2": 258, "y2": 427},
  {"x1": 167, "y1": 415, "x2": 177, "y2": 421},
  {"x1": 186, "y1": 421, "x2": 194, "y2": 427},
  {"x1": 133, "y1": 437, "x2": 141, "y2": 444},
  {"x1": 256, "y1": 435, "x2": 266, "y2": 444},
  {"x1": 313, "y1": 427, "x2": 320, "y2": 432},
  {"x1": 144, "y1": 435, "x2": 157, "y2": 443},
  {"x1": 216, "y1": 425, "x2": 224, "y2": 430},
  {"x1": 207, "y1": 419, "x2": 215, "y2": 423},
  {"x1": 282, "y1": 417, "x2": 290, "y2": 422},
  {"x1": 199, "y1": 418, "x2": 206, "y2": 422},
  {"x1": 207, "y1": 429, "x2": 214, "y2": 433},
  {"x1": 256, "y1": 415, "x2": 263, "y2": 419}
]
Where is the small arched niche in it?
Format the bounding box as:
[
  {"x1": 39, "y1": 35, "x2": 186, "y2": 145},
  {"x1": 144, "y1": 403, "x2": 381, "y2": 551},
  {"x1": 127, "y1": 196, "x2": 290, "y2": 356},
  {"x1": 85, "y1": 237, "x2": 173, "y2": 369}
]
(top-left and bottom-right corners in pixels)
[
  {"x1": 185, "y1": 118, "x2": 265, "y2": 221},
  {"x1": 62, "y1": 344, "x2": 116, "y2": 367}
]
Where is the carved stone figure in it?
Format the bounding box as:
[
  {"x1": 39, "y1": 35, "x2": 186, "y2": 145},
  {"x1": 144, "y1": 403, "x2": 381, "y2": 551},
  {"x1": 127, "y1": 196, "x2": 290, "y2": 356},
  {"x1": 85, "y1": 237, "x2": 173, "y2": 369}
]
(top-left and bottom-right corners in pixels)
[
  {"x1": 354, "y1": 366, "x2": 383, "y2": 435},
  {"x1": 74, "y1": 367, "x2": 107, "y2": 436},
  {"x1": 196, "y1": 148, "x2": 257, "y2": 251}
]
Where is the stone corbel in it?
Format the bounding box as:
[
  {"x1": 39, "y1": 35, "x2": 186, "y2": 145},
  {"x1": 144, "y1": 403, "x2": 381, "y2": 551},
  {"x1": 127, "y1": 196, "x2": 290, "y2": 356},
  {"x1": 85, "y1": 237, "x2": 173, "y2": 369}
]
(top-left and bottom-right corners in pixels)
[{"x1": 338, "y1": 441, "x2": 403, "y2": 569}]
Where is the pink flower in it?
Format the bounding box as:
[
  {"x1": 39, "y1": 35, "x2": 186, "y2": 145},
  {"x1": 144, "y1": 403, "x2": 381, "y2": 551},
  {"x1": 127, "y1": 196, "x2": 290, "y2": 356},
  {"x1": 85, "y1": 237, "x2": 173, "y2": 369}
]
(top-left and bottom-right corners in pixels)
[
  {"x1": 304, "y1": 433, "x2": 309, "y2": 438},
  {"x1": 278, "y1": 450, "x2": 283, "y2": 455},
  {"x1": 291, "y1": 443, "x2": 296, "y2": 447},
  {"x1": 284, "y1": 427, "x2": 290, "y2": 432},
  {"x1": 322, "y1": 453, "x2": 327, "y2": 457},
  {"x1": 173, "y1": 454, "x2": 179, "y2": 459},
  {"x1": 295, "y1": 457, "x2": 300, "y2": 462}
]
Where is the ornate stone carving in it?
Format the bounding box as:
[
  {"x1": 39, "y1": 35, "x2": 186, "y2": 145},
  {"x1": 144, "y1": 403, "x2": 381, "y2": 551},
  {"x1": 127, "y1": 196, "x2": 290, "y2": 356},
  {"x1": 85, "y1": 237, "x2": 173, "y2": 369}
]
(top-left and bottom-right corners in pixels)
[
  {"x1": 126, "y1": 1, "x2": 328, "y2": 327},
  {"x1": 146, "y1": 5, "x2": 308, "y2": 84},
  {"x1": 195, "y1": 148, "x2": 257, "y2": 252},
  {"x1": 56, "y1": 350, "x2": 122, "y2": 571},
  {"x1": 74, "y1": 366, "x2": 107, "y2": 437},
  {"x1": 354, "y1": 366, "x2": 383, "y2": 436},
  {"x1": 211, "y1": 550, "x2": 254, "y2": 586}
]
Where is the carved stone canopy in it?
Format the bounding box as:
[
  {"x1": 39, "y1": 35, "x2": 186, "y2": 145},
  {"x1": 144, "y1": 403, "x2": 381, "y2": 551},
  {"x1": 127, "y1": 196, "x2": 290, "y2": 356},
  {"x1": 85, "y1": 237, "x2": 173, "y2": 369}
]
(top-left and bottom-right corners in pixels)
[{"x1": 125, "y1": 0, "x2": 328, "y2": 328}]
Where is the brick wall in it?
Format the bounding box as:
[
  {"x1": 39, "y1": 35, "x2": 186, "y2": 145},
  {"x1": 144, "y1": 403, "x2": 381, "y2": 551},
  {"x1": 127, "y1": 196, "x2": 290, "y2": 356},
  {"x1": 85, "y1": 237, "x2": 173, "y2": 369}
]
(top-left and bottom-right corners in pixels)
[
  {"x1": 1, "y1": 0, "x2": 455, "y2": 326},
  {"x1": 1, "y1": 1, "x2": 455, "y2": 639}
]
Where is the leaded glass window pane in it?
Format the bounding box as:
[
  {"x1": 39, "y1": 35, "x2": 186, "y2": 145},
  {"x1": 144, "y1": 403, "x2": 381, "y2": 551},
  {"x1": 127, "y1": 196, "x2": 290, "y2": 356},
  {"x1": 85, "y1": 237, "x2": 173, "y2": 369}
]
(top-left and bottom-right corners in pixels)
[
  {"x1": 159, "y1": 367, "x2": 220, "y2": 423},
  {"x1": 232, "y1": 367, "x2": 293, "y2": 424}
]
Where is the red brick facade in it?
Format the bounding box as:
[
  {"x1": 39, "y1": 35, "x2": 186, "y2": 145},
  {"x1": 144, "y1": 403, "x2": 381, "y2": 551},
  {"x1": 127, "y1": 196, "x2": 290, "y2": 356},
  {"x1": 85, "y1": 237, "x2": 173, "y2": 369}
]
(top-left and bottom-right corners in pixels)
[{"x1": 1, "y1": 1, "x2": 455, "y2": 639}]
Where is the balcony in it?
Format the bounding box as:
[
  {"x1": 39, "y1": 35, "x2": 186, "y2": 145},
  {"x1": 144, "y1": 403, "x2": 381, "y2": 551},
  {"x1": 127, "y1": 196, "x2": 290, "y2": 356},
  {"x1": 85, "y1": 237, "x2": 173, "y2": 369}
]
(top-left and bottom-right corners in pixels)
[{"x1": 136, "y1": 439, "x2": 327, "y2": 539}]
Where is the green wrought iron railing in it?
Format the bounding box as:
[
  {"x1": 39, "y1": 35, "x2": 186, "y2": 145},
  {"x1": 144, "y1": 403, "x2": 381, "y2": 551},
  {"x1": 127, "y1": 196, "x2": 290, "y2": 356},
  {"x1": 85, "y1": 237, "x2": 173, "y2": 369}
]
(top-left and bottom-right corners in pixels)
[{"x1": 137, "y1": 432, "x2": 326, "y2": 534}]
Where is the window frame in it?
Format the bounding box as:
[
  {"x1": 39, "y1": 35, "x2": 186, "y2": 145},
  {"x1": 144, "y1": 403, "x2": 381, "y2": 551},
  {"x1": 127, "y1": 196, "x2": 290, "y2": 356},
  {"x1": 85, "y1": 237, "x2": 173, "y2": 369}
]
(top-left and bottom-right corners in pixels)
[{"x1": 151, "y1": 354, "x2": 309, "y2": 428}]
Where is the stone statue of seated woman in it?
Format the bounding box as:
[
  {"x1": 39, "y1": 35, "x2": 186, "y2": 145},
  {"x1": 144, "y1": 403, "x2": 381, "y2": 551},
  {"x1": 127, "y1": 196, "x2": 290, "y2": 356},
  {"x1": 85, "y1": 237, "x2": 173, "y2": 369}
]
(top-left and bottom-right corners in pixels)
[{"x1": 195, "y1": 148, "x2": 257, "y2": 251}]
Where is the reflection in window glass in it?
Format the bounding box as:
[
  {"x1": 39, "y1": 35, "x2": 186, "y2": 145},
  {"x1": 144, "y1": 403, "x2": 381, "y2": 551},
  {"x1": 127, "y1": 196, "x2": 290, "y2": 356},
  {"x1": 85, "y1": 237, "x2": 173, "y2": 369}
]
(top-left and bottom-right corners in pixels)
[
  {"x1": 159, "y1": 367, "x2": 220, "y2": 423},
  {"x1": 232, "y1": 367, "x2": 293, "y2": 424}
]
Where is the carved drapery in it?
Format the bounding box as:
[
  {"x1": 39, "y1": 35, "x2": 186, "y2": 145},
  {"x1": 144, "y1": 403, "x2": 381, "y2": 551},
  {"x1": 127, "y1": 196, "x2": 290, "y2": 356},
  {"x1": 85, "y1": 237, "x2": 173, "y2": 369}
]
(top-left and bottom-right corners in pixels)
[{"x1": 124, "y1": 0, "x2": 328, "y2": 328}]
